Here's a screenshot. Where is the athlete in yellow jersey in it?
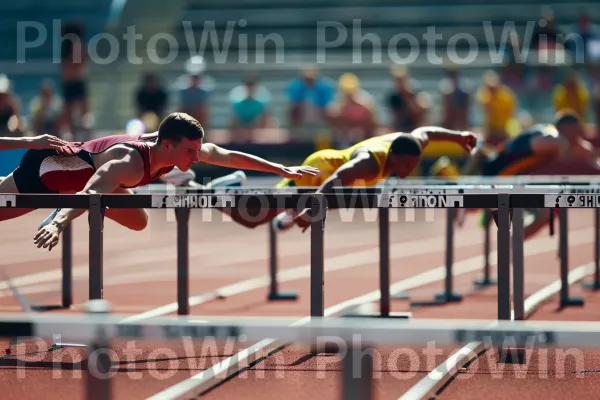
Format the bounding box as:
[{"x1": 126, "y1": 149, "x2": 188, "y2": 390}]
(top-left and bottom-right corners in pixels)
[
  {"x1": 431, "y1": 110, "x2": 600, "y2": 239},
  {"x1": 220, "y1": 127, "x2": 477, "y2": 231}
]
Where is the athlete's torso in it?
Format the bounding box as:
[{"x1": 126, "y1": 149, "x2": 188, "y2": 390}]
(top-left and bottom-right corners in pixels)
[
  {"x1": 53, "y1": 132, "x2": 174, "y2": 189},
  {"x1": 317, "y1": 133, "x2": 397, "y2": 186},
  {"x1": 483, "y1": 124, "x2": 556, "y2": 176}
]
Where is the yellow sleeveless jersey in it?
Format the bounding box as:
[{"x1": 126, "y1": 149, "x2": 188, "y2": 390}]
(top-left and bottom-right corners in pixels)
[{"x1": 276, "y1": 134, "x2": 396, "y2": 188}]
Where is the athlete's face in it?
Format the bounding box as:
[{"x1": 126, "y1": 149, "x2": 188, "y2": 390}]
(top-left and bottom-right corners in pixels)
[
  {"x1": 390, "y1": 154, "x2": 421, "y2": 178},
  {"x1": 169, "y1": 137, "x2": 202, "y2": 171}
]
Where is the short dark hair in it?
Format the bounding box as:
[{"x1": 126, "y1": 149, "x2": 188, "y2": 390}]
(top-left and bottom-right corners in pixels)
[
  {"x1": 554, "y1": 110, "x2": 581, "y2": 128},
  {"x1": 390, "y1": 135, "x2": 422, "y2": 157},
  {"x1": 157, "y1": 112, "x2": 204, "y2": 144}
]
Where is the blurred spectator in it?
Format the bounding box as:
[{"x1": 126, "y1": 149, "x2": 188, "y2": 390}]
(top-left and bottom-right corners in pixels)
[
  {"x1": 500, "y1": 30, "x2": 528, "y2": 92},
  {"x1": 174, "y1": 56, "x2": 215, "y2": 128},
  {"x1": 476, "y1": 71, "x2": 517, "y2": 147},
  {"x1": 59, "y1": 21, "x2": 91, "y2": 140},
  {"x1": 568, "y1": 10, "x2": 600, "y2": 63},
  {"x1": 386, "y1": 66, "x2": 429, "y2": 132},
  {"x1": 0, "y1": 75, "x2": 23, "y2": 137},
  {"x1": 552, "y1": 69, "x2": 589, "y2": 120},
  {"x1": 530, "y1": 7, "x2": 565, "y2": 52},
  {"x1": 228, "y1": 75, "x2": 272, "y2": 143},
  {"x1": 29, "y1": 79, "x2": 62, "y2": 136},
  {"x1": 135, "y1": 73, "x2": 167, "y2": 120},
  {"x1": 439, "y1": 66, "x2": 471, "y2": 131},
  {"x1": 178, "y1": 72, "x2": 211, "y2": 127},
  {"x1": 328, "y1": 73, "x2": 377, "y2": 148},
  {"x1": 287, "y1": 66, "x2": 335, "y2": 133}
]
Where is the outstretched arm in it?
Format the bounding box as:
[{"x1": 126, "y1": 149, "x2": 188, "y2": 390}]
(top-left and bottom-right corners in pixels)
[
  {"x1": 411, "y1": 126, "x2": 477, "y2": 153},
  {"x1": 0, "y1": 134, "x2": 68, "y2": 151},
  {"x1": 293, "y1": 151, "x2": 380, "y2": 231},
  {"x1": 313, "y1": 151, "x2": 380, "y2": 194},
  {"x1": 198, "y1": 143, "x2": 319, "y2": 179},
  {"x1": 34, "y1": 150, "x2": 144, "y2": 250}
]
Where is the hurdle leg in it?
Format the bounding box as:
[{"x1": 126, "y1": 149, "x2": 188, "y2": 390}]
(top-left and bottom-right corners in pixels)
[
  {"x1": 497, "y1": 194, "x2": 511, "y2": 321},
  {"x1": 89, "y1": 194, "x2": 105, "y2": 301},
  {"x1": 583, "y1": 208, "x2": 600, "y2": 290},
  {"x1": 84, "y1": 327, "x2": 112, "y2": 400},
  {"x1": 341, "y1": 341, "x2": 374, "y2": 400},
  {"x1": 310, "y1": 195, "x2": 325, "y2": 318},
  {"x1": 267, "y1": 221, "x2": 298, "y2": 301},
  {"x1": 385, "y1": 209, "x2": 410, "y2": 302},
  {"x1": 558, "y1": 209, "x2": 584, "y2": 307},
  {"x1": 412, "y1": 208, "x2": 461, "y2": 307},
  {"x1": 475, "y1": 209, "x2": 497, "y2": 288},
  {"x1": 175, "y1": 208, "x2": 190, "y2": 315},
  {"x1": 62, "y1": 223, "x2": 73, "y2": 308},
  {"x1": 345, "y1": 208, "x2": 411, "y2": 319}
]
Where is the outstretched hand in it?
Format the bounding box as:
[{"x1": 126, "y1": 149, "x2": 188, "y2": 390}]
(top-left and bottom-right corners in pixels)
[
  {"x1": 27, "y1": 134, "x2": 69, "y2": 150},
  {"x1": 278, "y1": 165, "x2": 320, "y2": 180},
  {"x1": 34, "y1": 222, "x2": 63, "y2": 251},
  {"x1": 459, "y1": 131, "x2": 478, "y2": 154}
]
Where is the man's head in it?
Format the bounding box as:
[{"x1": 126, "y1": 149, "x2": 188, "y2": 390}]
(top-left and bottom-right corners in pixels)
[
  {"x1": 387, "y1": 135, "x2": 422, "y2": 178},
  {"x1": 555, "y1": 110, "x2": 585, "y2": 143},
  {"x1": 157, "y1": 112, "x2": 205, "y2": 171}
]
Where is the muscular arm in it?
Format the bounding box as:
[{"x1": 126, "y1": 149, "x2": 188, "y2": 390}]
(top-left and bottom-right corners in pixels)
[
  {"x1": 314, "y1": 150, "x2": 380, "y2": 194},
  {"x1": 198, "y1": 143, "x2": 285, "y2": 175},
  {"x1": 410, "y1": 126, "x2": 470, "y2": 149},
  {"x1": 50, "y1": 150, "x2": 144, "y2": 230}
]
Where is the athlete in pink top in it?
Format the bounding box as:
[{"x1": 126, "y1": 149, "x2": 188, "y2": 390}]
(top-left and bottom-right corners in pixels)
[{"x1": 0, "y1": 113, "x2": 318, "y2": 250}]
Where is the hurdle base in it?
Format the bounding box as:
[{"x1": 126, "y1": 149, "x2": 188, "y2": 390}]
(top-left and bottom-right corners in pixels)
[
  {"x1": 498, "y1": 347, "x2": 527, "y2": 364},
  {"x1": 474, "y1": 277, "x2": 497, "y2": 288},
  {"x1": 410, "y1": 292, "x2": 462, "y2": 307},
  {"x1": 582, "y1": 280, "x2": 600, "y2": 290},
  {"x1": 560, "y1": 297, "x2": 585, "y2": 308},
  {"x1": 342, "y1": 311, "x2": 412, "y2": 319},
  {"x1": 391, "y1": 292, "x2": 411, "y2": 300},
  {"x1": 267, "y1": 291, "x2": 298, "y2": 301},
  {"x1": 30, "y1": 304, "x2": 70, "y2": 312}
]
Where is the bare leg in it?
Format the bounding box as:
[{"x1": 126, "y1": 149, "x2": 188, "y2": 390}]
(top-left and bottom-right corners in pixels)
[
  {"x1": 104, "y1": 187, "x2": 148, "y2": 231},
  {"x1": 0, "y1": 174, "x2": 36, "y2": 221},
  {"x1": 220, "y1": 207, "x2": 285, "y2": 229}
]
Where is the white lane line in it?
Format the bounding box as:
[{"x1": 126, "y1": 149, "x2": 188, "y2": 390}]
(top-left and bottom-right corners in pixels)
[
  {"x1": 144, "y1": 228, "x2": 592, "y2": 400},
  {"x1": 400, "y1": 262, "x2": 595, "y2": 400}
]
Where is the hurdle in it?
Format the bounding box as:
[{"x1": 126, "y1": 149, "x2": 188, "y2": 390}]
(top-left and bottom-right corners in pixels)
[{"x1": 16, "y1": 177, "x2": 600, "y2": 318}]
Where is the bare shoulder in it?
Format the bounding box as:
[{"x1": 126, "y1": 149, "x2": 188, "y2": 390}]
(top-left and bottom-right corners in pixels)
[{"x1": 99, "y1": 145, "x2": 145, "y2": 185}]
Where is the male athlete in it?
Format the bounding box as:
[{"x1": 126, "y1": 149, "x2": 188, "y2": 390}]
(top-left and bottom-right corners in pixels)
[
  {"x1": 218, "y1": 127, "x2": 477, "y2": 231},
  {"x1": 0, "y1": 113, "x2": 318, "y2": 251},
  {"x1": 431, "y1": 110, "x2": 600, "y2": 238}
]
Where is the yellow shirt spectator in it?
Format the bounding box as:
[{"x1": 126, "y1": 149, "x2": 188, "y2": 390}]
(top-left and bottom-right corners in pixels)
[
  {"x1": 553, "y1": 82, "x2": 589, "y2": 121},
  {"x1": 476, "y1": 84, "x2": 516, "y2": 131}
]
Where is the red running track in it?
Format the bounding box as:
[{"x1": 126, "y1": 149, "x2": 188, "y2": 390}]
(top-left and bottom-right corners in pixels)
[{"x1": 0, "y1": 208, "x2": 597, "y2": 399}]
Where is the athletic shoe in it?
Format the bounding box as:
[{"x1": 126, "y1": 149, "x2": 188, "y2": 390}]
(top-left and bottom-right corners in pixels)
[{"x1": 273, "y1": 211, "x2": 296, "y2": 231}]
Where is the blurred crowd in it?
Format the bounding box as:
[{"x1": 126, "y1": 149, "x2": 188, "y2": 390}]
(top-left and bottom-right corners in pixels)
[{"x1": 1, "y1": 8, "x2": 600, "y2": 151}]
